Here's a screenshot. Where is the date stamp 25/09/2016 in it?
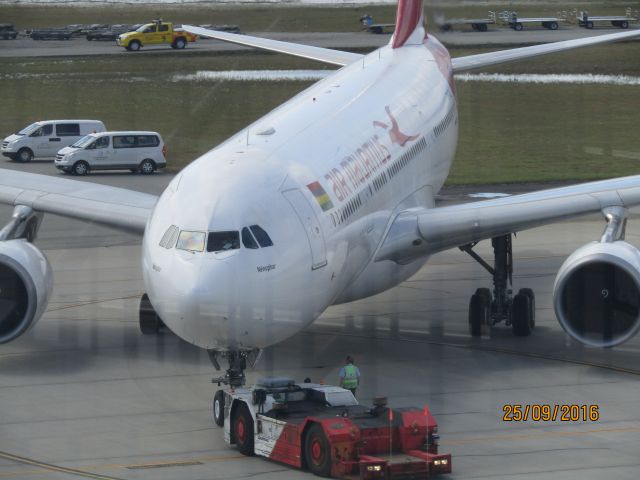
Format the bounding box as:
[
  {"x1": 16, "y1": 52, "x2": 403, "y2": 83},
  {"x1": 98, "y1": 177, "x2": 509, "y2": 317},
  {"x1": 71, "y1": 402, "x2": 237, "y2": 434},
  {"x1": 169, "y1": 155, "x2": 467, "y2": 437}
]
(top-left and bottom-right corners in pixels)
[{"x1": 502, "y1": 404, "x2": 600, "y2": 422}]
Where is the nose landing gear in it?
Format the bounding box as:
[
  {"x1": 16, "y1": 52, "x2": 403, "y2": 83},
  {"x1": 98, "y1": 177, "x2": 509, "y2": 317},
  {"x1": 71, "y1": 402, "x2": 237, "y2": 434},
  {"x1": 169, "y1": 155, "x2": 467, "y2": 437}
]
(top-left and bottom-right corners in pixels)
[
  {"x1": 209, "y1": 349, "x2": 261, "y2": 388},
  {"x1": 461, "y1": 234, "x2": 535, "y2": 337}
]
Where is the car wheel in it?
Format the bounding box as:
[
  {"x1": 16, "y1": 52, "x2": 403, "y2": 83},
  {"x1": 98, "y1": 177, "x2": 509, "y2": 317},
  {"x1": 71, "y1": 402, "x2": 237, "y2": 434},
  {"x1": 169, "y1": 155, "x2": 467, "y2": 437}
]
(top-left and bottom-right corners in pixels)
[
  {"x1": 305, "y1": 424, "x2": 332, "y2": 477},
  {"x1": 213, "y1": 390, "x2": 225, "y2": 427},
  {"x1": 514, "y1": 23, "x2": 523, "y2": 31},
  {"x1": 139, "y1": 159, "x2": 155, "y2": 174},
  {"x1": 129, "y1": 40, "x2": 141, "y2": 51},
  {"x1": 621, "y1": 21, "x2": 629, "y2": 29},
  {"x1": 174, "y1": 37, "x2": 186, "y2": 49},
  {"x1": 17, "y1": 148, "x2": 33, "y2": 162},
  {"x1": 73, "y1": 161, "x2": 89, "y2": 176},
  {"x1": 233, "y1": 404, "x2": 254, "y2": 456}
]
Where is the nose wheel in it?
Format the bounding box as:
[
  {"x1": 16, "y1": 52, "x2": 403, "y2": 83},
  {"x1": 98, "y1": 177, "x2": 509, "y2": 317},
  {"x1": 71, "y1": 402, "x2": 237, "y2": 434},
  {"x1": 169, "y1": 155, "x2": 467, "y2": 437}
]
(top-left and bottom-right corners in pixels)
[{"x1": 461, "y1": 234, "x2": 535, "y2": 337}]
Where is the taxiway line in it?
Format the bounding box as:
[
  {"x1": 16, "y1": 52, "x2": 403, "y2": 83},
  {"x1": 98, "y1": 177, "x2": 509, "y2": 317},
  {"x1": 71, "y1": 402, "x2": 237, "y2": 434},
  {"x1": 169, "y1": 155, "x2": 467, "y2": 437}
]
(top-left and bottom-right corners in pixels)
[
  {"x1": 0, "y1": 451, "x2": 125, "y2": 480},
  {"x1": 0, "y1": 452, "x2": 246, "y2": 478}
]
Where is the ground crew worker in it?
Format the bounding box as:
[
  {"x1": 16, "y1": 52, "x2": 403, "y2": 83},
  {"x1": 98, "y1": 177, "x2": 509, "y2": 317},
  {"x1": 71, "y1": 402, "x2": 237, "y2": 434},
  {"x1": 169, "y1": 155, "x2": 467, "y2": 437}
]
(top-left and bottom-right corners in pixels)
[{"x1": 339, "y1": 355, "x2": 360, "y2": 396}]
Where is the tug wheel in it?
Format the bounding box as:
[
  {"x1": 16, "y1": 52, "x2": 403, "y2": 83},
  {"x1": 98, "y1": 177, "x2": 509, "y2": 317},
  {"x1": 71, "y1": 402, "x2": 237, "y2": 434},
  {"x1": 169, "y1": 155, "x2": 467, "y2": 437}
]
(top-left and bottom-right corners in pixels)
[
  {"x1": 233, "y1": 404, "x2": 254, "y2": 456},
  {"x1": 213, "y1": 390, "x2": 225, "y2": 427},
  {"x1": 305, "y1": 424, "x2": 331, "y2": 477}
]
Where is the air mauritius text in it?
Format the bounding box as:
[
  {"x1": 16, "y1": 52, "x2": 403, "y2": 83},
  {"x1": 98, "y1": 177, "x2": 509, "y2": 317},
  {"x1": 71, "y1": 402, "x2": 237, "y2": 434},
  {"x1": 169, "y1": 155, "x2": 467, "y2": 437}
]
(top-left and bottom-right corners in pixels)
[{"x1": 323, "y1": 134, "x2": 390, "y2": 202}]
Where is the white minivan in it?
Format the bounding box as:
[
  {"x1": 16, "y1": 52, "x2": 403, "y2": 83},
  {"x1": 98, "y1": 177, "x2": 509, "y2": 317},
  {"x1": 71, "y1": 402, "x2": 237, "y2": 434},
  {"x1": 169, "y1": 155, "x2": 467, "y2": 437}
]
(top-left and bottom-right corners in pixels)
[
  {"x1": 55, "y1": 131, "x2": 166, "y2": 175},
  {"x1": 2, "y1": 120, "x2": 106, "y2": 162}
]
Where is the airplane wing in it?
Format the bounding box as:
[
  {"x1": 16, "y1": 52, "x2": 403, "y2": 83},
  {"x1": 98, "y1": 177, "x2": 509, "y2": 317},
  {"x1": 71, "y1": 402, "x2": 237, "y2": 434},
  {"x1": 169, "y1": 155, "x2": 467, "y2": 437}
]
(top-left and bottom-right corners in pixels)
[
  {"x1": 0, "y1": 169, "x2": 157, "y2": 234},
  {"x1": 452, "y1": 29, "x2": 640, "y2": 72},
  {"x1": 182, "y1": 25, "x2": 363, "y2": 67},
  {"x1": 376, "y1": 175, "x2": 640, "y2": 264}
]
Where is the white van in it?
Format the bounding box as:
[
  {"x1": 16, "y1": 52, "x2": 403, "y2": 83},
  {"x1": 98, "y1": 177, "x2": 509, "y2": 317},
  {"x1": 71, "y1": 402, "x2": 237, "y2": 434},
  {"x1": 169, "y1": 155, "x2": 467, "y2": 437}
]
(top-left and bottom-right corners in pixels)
[
  {"x1": 2, "y1": 120, "x2": 106, "y2": 162},
  {"x1": 54, "y1": 131, "x2": 166, "y2": 175}
]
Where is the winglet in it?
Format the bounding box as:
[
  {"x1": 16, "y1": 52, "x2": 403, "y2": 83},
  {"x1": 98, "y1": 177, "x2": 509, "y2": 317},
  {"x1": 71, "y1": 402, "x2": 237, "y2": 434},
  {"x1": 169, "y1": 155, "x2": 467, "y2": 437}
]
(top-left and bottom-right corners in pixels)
[{"x1": 391, "y1": 0, "x2": 426, "y2": 49}]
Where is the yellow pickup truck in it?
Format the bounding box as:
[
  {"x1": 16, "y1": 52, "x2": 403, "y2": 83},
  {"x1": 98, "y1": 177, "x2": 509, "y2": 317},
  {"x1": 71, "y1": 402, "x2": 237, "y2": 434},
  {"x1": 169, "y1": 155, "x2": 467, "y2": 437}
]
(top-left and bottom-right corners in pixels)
[{"x1": 117, "y1": 21, "x2": 197, "y2": 51}]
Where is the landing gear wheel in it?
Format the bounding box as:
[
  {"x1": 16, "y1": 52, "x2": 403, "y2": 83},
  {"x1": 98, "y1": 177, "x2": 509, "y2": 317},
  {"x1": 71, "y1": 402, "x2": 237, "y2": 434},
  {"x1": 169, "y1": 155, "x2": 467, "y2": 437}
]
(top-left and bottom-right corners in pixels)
[
  {"x1": 511, "y1": 292, "x2": 533, "y2": 336},
  {"x1": 139, "y1": 293, "x2": 163, "y2": 334},
  {"x1": 17, "y1": 148, "x2": 33, "y2": 163},
  {"x1": 305, "y1": 424, "x2": 331, "y2": 477},
  {"x1": 233, "y1": 404, "x2": 254, "y2": 456},
  {"x1": 518, "y1": 288, "x2": 535, "y2": 329},
  {"x1": 73, "y1": 161, "x2": 89, "y2": 176},
  {"x1": 469, "y1": 289, "x2": 491, "y2": 337},
  {"x1": 213, "y1": 390, "x2": 225, "y2": 427}
]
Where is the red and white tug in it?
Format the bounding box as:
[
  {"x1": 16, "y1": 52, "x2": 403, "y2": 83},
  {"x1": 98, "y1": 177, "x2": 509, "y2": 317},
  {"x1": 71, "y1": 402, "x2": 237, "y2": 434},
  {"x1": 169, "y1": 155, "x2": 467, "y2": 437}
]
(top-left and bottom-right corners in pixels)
[{"x1": 213, "y1": 377, "x2": 451, "y2": 478}]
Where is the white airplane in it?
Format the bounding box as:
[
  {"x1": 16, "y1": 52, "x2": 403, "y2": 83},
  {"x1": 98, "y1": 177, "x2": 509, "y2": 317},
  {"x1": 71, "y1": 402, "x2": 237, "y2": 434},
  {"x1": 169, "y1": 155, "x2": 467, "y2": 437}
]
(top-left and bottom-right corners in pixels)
[{"x1": 2, "y1": 0, "x2": 640, "y2": 386}]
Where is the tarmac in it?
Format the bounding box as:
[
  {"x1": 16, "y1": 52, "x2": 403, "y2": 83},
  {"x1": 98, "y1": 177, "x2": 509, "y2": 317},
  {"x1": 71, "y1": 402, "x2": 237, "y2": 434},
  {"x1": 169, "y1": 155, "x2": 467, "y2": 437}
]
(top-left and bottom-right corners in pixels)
[{"x1": 1, "y1": 160, "x2": 640, "y2": 479}]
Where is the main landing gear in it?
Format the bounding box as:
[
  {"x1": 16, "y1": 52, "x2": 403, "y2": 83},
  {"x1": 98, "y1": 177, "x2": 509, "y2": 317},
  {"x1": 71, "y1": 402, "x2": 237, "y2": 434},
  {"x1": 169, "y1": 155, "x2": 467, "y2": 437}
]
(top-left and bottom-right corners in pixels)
[
  {"x1": 461, "y1": 234, "x2": 535, "y2": 338},
  {"x1": 138, "y1": 293, "x2": 166, "y2": 334}
]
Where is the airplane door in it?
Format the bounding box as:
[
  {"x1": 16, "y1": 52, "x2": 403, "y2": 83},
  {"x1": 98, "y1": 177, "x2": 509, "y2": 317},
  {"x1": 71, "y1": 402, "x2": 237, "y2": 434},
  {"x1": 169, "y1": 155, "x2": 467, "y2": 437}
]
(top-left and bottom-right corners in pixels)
[{"x1": 282, "y1": 188, "x2": 327, "y2": 270}]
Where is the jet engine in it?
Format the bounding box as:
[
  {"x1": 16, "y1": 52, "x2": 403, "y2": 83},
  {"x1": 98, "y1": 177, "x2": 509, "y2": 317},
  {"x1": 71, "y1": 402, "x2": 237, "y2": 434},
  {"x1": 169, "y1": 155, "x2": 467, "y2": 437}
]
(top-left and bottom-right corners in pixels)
[
  {"x1": 553, "y1": 240, "x2": 640, "y2": 348},
  {"x1": 0, "y1": 239, "x2": 53, "y2": 344}
]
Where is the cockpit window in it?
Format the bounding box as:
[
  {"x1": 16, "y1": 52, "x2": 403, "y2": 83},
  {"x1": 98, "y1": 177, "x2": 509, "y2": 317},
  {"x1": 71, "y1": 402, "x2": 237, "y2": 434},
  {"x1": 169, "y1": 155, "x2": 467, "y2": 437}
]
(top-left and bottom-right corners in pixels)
[
  {"x1": 250, "y1": 225, "x2": 273, "y2": 247},
  {"x1": 176, "y1": 230, "x2": 205, "y2": 252},
  {"x1": 159, "y1": 225, "x2": 179, "y2": 249},
  {"x1": 241, "y1": 227, "x2": 259, "y2": 249},
  {"x1": 207, "y1": 231, "x2": 240, "y2": 253}
]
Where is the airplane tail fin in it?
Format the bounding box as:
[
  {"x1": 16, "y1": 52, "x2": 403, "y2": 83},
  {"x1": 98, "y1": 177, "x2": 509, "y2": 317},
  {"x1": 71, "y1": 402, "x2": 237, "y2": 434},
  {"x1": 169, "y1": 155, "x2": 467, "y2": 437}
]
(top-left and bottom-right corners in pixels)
[{"x1": 391, "y1": 0, "x2": 426, "y2": 49}]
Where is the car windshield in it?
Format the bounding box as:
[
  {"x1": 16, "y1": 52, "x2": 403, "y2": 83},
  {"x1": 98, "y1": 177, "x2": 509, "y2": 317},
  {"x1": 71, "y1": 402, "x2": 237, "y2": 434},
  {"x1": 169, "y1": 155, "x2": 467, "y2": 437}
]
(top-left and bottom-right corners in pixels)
[
  {"x1": 16, "y1": 123, "x2": 40, "y2": 136},
  {"x1": 137, "y1": 24, "x2": 154, "y2": 33},
  {"x1": 71, "y1": 135, "x2": 96, "y2": 148}
]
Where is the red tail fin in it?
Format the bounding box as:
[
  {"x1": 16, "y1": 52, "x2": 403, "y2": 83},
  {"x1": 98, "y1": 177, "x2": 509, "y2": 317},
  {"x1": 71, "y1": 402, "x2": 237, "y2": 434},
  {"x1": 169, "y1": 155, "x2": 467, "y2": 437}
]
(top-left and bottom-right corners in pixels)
[{"x1": 391, "y1": 0, "x2": 425, "y2": 49}]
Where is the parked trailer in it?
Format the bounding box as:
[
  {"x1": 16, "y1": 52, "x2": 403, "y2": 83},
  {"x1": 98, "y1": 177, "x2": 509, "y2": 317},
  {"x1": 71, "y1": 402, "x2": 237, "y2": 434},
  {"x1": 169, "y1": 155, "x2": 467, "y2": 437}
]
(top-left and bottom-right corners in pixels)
[
  {"x1": 577, "y1": 10, "x2": 637, "y2": 29},
  {"x1": 216, "y1": 377, "x2": 452, "y2": 479},
  {"x1": 502, "y1": 11, "x2": 561, "y2": 31},
  {"x1": 435, "y1": 11, "x2": 496, "y2": 32}
]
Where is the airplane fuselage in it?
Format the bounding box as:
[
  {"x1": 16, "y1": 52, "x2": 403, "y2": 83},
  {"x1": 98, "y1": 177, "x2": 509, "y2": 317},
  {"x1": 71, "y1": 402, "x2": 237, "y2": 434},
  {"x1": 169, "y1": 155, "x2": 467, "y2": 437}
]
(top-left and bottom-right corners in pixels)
[{"x1": 142, "y1": 35, "x2": 458, "y2": 351}]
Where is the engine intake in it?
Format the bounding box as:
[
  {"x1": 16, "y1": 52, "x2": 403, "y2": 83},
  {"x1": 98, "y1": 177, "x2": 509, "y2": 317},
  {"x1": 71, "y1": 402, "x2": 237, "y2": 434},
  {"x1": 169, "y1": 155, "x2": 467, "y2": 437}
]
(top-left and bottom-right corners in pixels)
[
  {"x1": 0, "y1": 240, "x2": 52, "y2": 344},
  {"x1": 553, "y1": 241, "x2": 640, "y2": 348}
]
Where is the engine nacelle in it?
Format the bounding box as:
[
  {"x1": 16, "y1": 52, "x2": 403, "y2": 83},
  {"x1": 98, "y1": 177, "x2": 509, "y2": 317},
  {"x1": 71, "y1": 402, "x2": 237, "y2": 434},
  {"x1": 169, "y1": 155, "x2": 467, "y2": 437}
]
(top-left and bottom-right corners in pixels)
[
  {"x1": 553, "y1": 241, "x2": 640, "y2": 348},
  {"x1": 0, "y1": 240, "x2": 53, "y2": 344}
]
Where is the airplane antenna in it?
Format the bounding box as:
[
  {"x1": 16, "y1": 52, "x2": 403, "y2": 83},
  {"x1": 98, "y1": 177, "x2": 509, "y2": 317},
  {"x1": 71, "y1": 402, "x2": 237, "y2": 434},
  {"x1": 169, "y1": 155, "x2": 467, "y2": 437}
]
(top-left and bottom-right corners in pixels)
[{"x1": 246, "y1": 128, "x2": 249, "y2": 146}]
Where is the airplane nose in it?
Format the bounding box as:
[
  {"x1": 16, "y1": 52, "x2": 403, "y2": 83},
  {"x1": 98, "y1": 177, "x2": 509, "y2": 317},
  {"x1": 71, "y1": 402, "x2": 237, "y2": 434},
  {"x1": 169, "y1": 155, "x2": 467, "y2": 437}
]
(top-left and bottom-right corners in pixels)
[{"x1": 161, "y1": 237, "x2": 328, "y2": 351}]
